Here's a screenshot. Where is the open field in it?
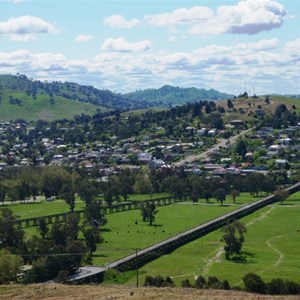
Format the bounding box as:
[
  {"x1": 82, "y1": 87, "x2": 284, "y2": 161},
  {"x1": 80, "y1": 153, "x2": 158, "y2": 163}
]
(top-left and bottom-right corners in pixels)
[
  {"x1": 124, "y1": 192, "x2": 300, "y2": 287},
  {"x1": 93, "y1": 194, "x2": 260, "y2": 265},
  {"x1": 3, "y1": 199, "x2": 85, "y2": 219},
  {"x1": 1, "y1": 284, "x2": 298, "y2": 300}
]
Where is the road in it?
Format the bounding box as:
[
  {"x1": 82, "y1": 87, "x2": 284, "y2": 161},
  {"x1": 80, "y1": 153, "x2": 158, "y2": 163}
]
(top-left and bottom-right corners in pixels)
[{"x1": 173, "y1": 127, "x2": 254, "y2": 167}]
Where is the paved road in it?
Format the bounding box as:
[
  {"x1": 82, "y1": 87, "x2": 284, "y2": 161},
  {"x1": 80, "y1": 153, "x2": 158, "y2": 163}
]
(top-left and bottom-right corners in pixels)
[
  {"x1": 68, "y1": 266, "x2": 107, "y2": 282},
  {"x1": 174, "y1": 127, "x2": 254, "y2": 167}
]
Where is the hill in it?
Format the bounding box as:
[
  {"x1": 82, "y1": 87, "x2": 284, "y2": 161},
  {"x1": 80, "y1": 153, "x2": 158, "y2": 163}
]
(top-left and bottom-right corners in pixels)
[
  {"x1": 125, "y1": 85, "x2": 233, "y2": 107},
  {"x1": 0, "y1": 284, "x2": 296, "y2": 300},
  {"x1": 0, "y1": 74, "x2": 143, "y2": 121}
]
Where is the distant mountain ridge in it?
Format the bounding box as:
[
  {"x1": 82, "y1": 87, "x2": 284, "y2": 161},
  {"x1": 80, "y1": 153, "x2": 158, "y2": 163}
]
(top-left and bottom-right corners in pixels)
[
  {"x1": 125, "y1": 85, "x2": 233, "y2": 107},
  {"x1": 0, "y1": 74, "x2": 233, "y2": 121}
]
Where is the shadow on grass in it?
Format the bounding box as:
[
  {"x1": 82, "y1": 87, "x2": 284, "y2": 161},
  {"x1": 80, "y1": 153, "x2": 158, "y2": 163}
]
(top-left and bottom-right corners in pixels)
[
  {"x1": 93, "y1": 254, "x2": 109, "y2": 258},
  {"x1": 152, "y1": 224, "x2": 163, "y2": 228},
  {"x1": 230, "y1": 251, "x2": 256, "y2": 264},
  {"x1": 100, "y1": 228, "x2": 111, "y2": 232}
]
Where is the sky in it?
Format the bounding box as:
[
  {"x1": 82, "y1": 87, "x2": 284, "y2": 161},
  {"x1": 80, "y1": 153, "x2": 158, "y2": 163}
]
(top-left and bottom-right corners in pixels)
[{"x1": 0, "y1": 0, "x2": 299, "y2": 95}]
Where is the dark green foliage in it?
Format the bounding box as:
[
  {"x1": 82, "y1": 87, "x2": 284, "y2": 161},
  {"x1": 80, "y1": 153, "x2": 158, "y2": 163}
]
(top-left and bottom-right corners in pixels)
[
  {"x1": 125, "y1": 85, "x2": 232, "y2": 107},
  {"x1": 222, "y1": 221, "x2": 246, "y2": 259},
  {"x1": 38, "y1": 217, "x2": 48, "y2": 239},
  {"x1": 23, "y1": 265, "x2": 50, "y2": 283},
  {"x1": 144, "y1": 275, "x2": 174, "y2": 287},
  {"x1": 181, "y1": 278, "x2": 193, "y2": 288},
  {"x1": 213, "y1": 188, "x2": 227, "y2": 206},
  {"x1": 243, "y1": 273, "x2": 266, "y2": 294},
  {"x1": 195, "y1": 275, "x2": 206, "y2": 289},
  {"x1": 139, "y1": 202, "x2": 158, "y2": 226},
  {"x1": 0, "y1": 208, "x2": 24, "y2": 249},
  {"x1": 207, "y1": 276, "x2": 222, "y2": 289},
  {"x1": 82, "y1": 226, "x2": 102, "y2": 254}
]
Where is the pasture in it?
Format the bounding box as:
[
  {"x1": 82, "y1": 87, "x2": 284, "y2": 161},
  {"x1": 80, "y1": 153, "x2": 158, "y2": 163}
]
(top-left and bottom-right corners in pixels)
[{"x1": 125, "y1": 192, "x2": 300, "y2": 287}]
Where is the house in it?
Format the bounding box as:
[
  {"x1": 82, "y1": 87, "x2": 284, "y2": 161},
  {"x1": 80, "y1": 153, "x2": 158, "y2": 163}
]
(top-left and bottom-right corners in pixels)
[
  {"x1": 208, "y1": 129, "x2": 217, "y2": 136},
  {"x1": 230, "y1": 120, "x2": 244, "y2": 127},
  {"x1": 148, "y1": 159, "x2": 165, "y2": 170},
  {"x1": 275, "y1": 159, "x2": 289, "y2": 169},
  {"x1": 197, "y1": 128, "x2": 207, "y2": 136},
  {"x1": 138, "y1": 152, "x2": 153, "y2": 164}
]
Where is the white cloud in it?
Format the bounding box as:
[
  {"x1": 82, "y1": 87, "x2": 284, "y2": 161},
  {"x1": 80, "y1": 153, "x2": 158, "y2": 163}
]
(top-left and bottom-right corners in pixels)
[
  {"x1": 144, "y1": 0, "x2": 286, "y2": 35},
  {"x1": 2, "y1": 38, "x2": 300, "y2": 95},
  {"x1": 101, "y1": 38, "x2": 151, "y2": 52},
  {"x1": 144, "y1": 6, "x2": 213, "y2": 26},
  {"x1": 0, "y1": 16, "x2": 57, "y2": 41},
  {"x1": 75, "y1": 34, "x2": 93, "y2": 42},
  {"x1": 103, "y1": 15, "x2": 140, "y2": 29}
]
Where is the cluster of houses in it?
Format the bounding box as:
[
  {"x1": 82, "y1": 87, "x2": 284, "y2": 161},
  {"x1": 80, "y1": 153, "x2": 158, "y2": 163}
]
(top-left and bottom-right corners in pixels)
[{"x1": 0, "y1": 120, "x2": 299, "y2": 180}]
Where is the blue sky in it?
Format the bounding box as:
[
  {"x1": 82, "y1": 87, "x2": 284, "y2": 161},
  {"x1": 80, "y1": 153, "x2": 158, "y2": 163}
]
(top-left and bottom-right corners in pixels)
[{"x1": 0, "y1": 0, "x2": 299, "y2": 95}]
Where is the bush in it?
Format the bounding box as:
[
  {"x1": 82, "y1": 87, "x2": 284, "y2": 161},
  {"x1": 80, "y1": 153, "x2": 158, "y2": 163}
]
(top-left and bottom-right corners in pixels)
[
  {"x1": 181, "y1": 279, "x2": 193, "y2": 288},
  {"x1": 195, "y1": 275, "x2": 206, "y2": 289},
  {"x1": 243, "y1": 273, "x2": 266, "y2": 294},
  {"x1": 207, "y1": 276, "x2": 222, "y2": 289},
  {"x1": 266, "y1": 278, "x2": 300, "y2": 295},
  {"x1": 55, "y1": 269, "x2": 70, "y2": 283},
  {"x1": 144, "y1": 275, "x2": 174, "y2": 287}
]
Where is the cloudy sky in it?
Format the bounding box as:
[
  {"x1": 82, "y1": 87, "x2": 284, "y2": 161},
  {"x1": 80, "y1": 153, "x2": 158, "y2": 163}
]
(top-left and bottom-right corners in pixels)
[{"x1": 1, "y1": 0, "x2": 299, "y2": 95}]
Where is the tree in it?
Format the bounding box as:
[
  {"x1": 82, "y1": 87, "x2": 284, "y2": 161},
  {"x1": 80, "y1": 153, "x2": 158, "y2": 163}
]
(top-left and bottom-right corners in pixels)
[
  {"x1": 235, "y1": 139, "x2": 247, "y2": 159},
  {"x1": 214, "y1": 188, "x2": 227, "y2": 206},
  {"x1": 38, "y1": 217, "x2": 49, "y2": 239},
  {"x1": 0, "y1": 208, "x2": 24, "y2": 249},
  {"x1": 230, "y1": 189, "x2": 240, "y2": 204},
  {"x1": 139, "y1": 202, "x2": 158, "y2": 226},
  {"x1": 84, "y1": 200, "x2": 106, "y2": 228},
  {"x1": 222, "y1": 221, "x2": 246, "y2": 259},
  {"x1": 245, "y1": 173, "x2": 265, "y2": 197},
  {"x1": 0, "y1": 250, "x2": 24, "y2": 283},
  {"x1": 133, "y1": 170, "x2": 153, "y2": 195},
  {"x1": 77, "y1": 179, "x2": 99, "y2": 206},
  {"x1": 274, "y1": 188, "x2": 289, "y2": 205},
  {"x1": 243, "y1": 273, "x2": 266, "y2": 294},
  {"x1": 83, "y1": 227, "x2": 102, "y2": 254}
]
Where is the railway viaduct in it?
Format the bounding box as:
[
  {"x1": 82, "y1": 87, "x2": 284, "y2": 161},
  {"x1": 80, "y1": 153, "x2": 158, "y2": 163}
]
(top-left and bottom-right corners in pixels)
[{"x1": 69, "y1": 181, "x2": 300, "y2": 284}]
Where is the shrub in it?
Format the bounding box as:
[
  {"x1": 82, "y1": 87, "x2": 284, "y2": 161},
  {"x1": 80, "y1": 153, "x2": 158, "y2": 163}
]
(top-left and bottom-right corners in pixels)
[
  {"x1": 207, "y1": 276, "x2": 222, "y2": 289},
  {"x1": 195, "y1": 275, "x2": 206, "y2": 289},
  {"x1": 243, "y1": 273, "x2": 266, "y2": 294},
  {"x1": 181, "y1": 279, "x2": 193, "y2": 288}
]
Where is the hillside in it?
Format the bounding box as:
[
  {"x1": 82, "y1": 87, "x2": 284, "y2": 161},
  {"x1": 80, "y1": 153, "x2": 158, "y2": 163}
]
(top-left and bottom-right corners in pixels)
[
  {"x1": 125, "y1": 85, "x2": 233, "y2": 107},
  {"x1": 0, "y1": 284, "x2": 296, "y2": 300},
  {"x1": 0, "y1": 74, "x2": 142, "y2": 121}
]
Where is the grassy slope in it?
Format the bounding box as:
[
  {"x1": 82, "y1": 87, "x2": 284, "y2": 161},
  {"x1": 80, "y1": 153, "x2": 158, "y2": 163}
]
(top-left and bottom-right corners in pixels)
[
  {"x1": 1, "y1": 284, "x2": 296, "y2": 300},
  {"x1": 217, "y1": 95, "x2": 300, "y2": 123},
  {"x1": 126, "y1": 192, "x2": 300, "y2": 286},
  {"x1": 0, "y1": 89, "x2": 101, "y2": 121},
  {"x1": 93, "y1": 193, "x2": 260, "y2": 265}
]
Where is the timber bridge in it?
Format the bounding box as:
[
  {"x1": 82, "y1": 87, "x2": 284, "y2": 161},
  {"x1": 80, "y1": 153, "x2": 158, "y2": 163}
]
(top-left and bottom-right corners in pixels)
[
  {"x1": 15, "y1": 196, "x2": 182, "y2": 228},
  {"x1": 68, "y1": 181, "x2": 300, "y2": 284}
]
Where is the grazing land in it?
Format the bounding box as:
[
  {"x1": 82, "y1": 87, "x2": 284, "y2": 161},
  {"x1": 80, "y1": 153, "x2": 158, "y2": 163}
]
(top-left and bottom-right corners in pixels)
[{"x1": 124, "y1": 192, "x2": 300, "y2": 287}]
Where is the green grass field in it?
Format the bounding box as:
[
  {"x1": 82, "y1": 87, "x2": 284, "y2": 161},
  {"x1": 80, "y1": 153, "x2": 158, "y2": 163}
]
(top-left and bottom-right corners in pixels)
[
  {"x1": 0, "y1": 89, "x2": 101, "y2": 121},
  {"x1": 6, "y1": 190, "x2": 298, "y2": 287},
  {"x1": 124, "y1": 192, "x2": 300, "y2": 287},
  {"x1": 92, "y1": 193, "x2": 260, "y2": 266},
  {"x1": 2, "y1": 199, "x2": 85, "y2": 219}
]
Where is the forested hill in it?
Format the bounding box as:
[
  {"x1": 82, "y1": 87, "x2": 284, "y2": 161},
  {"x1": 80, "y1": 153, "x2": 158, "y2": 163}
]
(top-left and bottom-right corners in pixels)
[
  {"x1": 0, "y1": 74, "x2": 145, "y2": 110},
  {"x1": 0, "y1": 74, "x2": 233, "y2": 121},
  {"x1": 125, "y1": 85, "x2": 233, "y2": 107}
]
